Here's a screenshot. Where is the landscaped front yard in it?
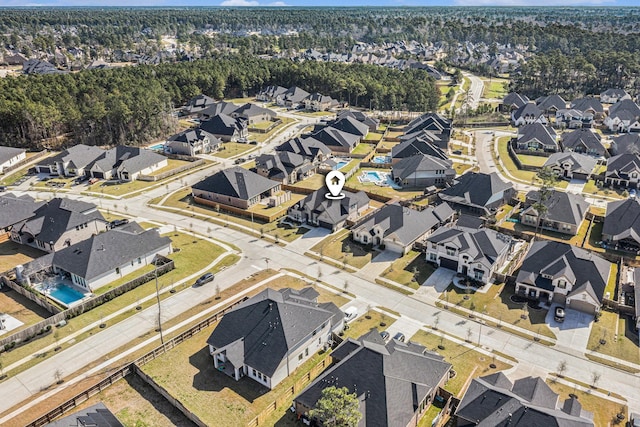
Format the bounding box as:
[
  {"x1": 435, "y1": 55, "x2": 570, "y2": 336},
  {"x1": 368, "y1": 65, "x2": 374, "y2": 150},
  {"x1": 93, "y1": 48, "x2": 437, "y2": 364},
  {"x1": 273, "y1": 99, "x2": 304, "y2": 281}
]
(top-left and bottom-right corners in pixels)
[
  {"x1": 310, "y1": 229, "x2": 374, "y2": 269},
  {"x1": 587, "y1": 310, "x2": 640, "y2": 365},
  {"x1": 343, "y1": 309, "x2": 395, "y2": 340},
  {"x1": 582, "y1": 180, "x2": 626, "y2": 200},
  {"x1": 380, "y1": 250, "x2": 435, "y2": 288},
  {"x1": 481, "y1": 79, "x2": 509, "y2": 99},
  {"x1": 291, "y1": 173, "x2": 326, "y2": 190},
  {"x1": 214, "y1": 142, "x2": 257, "y2": 159}
]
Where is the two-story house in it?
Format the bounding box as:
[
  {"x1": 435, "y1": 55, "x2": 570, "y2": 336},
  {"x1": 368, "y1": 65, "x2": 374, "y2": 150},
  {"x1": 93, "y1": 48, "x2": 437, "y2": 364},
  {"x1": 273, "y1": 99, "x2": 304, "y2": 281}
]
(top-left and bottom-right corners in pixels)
[
  {"x1": 165, "y1": 128, "x2": 221, "y2": 156},
  {"x1": 600, "y1": 88, "x2": 631, "y2": 104},
  {"x1": 391, "y1": 135, "x2": 449, "y2": 164},
  {"x1": 304, "y1": 93, "x2": 338, "y2": 111},
  {"x1": 287, "y1": 189, "x2": 370, "y2": 232},
  {"x1": 604, "y1": 99, "x2": 640, "y2": 133},
  {"x1": 535, "y1": 94, "x2": 567, "y2": 117},
  {"x1": 276, "y1": 86, "x2": 311, "y2": 109},
  {"x1": 199, "y1": 114, "x2": 249, "y2": 142},
  {"x1": 511, "y1": 103, "x2": 547, "y2": 127},
  {"x1": 515, "y1": 241, "x2": 611, "y2": 316},
  {"x1": 520, "y1": 190, "x2": 589, "y2": 236},
  {"x1": 571, "y1": 97, "x2": 604, "y2": 121},
  {"x1": 500, "y1": 92, "x2": 529, "y2": 113},
  {"x1": 425, "y1": 225, "x2": 512, "y2": 284},
  {"x1": 276, "y1": 136, "x2": 332, "y2": 165},
  {"x1": 206, "y1": 287, "x2": 343, "y2": 389},
  {"x1": 609, "y1": 133, "x2": 640, "y2": 156},
  {"x1": 255, "y1": 151, "x2": 313, "y2": 185}
]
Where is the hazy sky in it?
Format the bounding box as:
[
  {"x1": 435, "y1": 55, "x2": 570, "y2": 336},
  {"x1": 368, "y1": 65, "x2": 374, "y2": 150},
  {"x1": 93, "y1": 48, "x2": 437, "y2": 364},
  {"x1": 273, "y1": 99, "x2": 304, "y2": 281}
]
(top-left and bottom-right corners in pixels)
[{"x1": 0, "y1": 0, "x2": 638, "y2": 7}]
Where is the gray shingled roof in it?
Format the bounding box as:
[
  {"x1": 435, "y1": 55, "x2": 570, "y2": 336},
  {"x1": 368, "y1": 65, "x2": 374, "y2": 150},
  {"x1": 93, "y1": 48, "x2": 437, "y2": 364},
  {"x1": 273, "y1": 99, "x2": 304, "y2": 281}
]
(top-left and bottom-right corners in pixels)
[
  {"x1": 516, "y1": 241, "x2": 610, "y2": 302},
  {"x1": 536, "y1": 94, "x2": 567, "y2": 111},
  {"x1": 276, "y1": 136, "x2": 332, "y2": 161},
  {"x1": 91, "y1": 146, "x2": 166, "y2": 176},
  {"x1": 503, "y1": 92, "x2": 530, "y2": 108},
  {"x1": 312, "y1": 127, "x2": 361, "y2": 150},
  {"x1": 281, "y1": 86, "x2": 311, "y2": 103},
  {"x1": 207, "y1": 287, "x2": 341, "y2": 377},
  {"x1": 523, "y1": 190, "x2": 589, "y2": 227},
  {"x1": 200, "y1": 113, "x2": 246, "y2": 136},
  {"x1": 605, "y1": 153, "x2": 640, "y2": 179},
  {"x1": 456, "y1": 373, "x2": 593, "y2": 427},
  {"x1": 404, "y1": 113, "x2": 451, "y2": 137},
  {"x1": 603, "y1": 198, "x2": 640, "y2": 243},
  {"x1": 426, "y1": 225, "x2": 511, "y2": 270},
  {"x1": 517, "y1": 123, "x2": 558, "y2": 149},
  {"x1": 609, "y1": 99, "x2": 640, "y2": 119},
  {"x1": 543, "y1": 152, "x2": 597, "y2": 175},
  {"x1": 292, "y1": 189, "x2": 370, "y2": 227},
  {"x1": 0, "y1": 193, "x2": 44, "y2": 230},
  {"x1": 167, "y1": 128, "x2": 221, "y2": 148},
  {"x1": 391, "y1": 136, "x2": 448, "y2": 160},
  {"x1": 513, "y1": 102, "x2": 543, "y2": 121},
  {"x1": 0, "y1": 146, "x2": 25, "y2": 166},
  {"x1": 45, "y1": 402, "x2": 123, "y2": 427},
  {"x1": 561, "y1": 129, "x2": 605, "y2": 156},
  {"x1": 601, "y1": 88, "x2": 629, "y2": 98},
  {"x1": 295, "y1": 329, "x2": 451, "y2": 427},
  {"x1": 234, "y1": 103, "x2": 276, "y2": 119},
  {"x1": 192, "y1": 166, "x2": 280, "y2": 200},
  {"x1": 571, "y1": 97, "x2": 604, "y2": 113},
  {"x1": 39, "y1": 144, "x2": 105, "y2": 169},
  {"x1": 352, "y1": 203, "x2": 454, "y2": 247},
  {"x1": 256, "y1": 151, "x2": 307, "y2": 180},
  {"x1": 336, "y1": 110, "x2": 380, "y2": 130},
  {"x1": 52, "y1": 224, "x2": 171, "y2": 281},
  {"x1": 439, "y1": 172, "x2": 513, "y2": 210},
  {"x1": 391, "y1": 154, "x2": 454, "y2": 181},
  {"x1": 329, "y1": 116, "x2": 369, "y2": 137},
  {"x1": 182, "y1": 94, "x2": 216, "y2": 114}
]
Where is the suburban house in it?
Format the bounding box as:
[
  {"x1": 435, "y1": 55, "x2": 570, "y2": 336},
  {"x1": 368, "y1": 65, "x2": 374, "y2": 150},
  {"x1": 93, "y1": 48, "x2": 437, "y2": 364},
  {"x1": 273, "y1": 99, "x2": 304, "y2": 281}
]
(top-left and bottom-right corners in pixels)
[
  {"x1": 391, "y1": 136, "x2": 449, "y2": 163},
  {"x1": 402, "y1": 113, "x2": 452, "y2": 149},
  {"x1": 511, "y1": 103, "x2": 547, "y2": 127},
  {"x1": 604, "y1": 99, "x2": 640, "y2": 133},
  {"x1": 500, "y1": 92, "x2": 530, "y2": 113},
  {"x1": 294, "y1": 329, "x2": 452, "y2": 427},
  {"x1": 276, "y1": 86, "x2": 311, "y2": 109},
  {"x1": 276, "y1": 136, "x2": 332, "y2": 164},
  {"x1": 287, "y1": 189, "x2": 370, "y2": 232},
  {"x1": 165, "y1": 128, "x2": 221, "y2": 156},
  {"x1": 199, "y1": 114, "x2": 249, "y2": 142},
  {"x1": 88, "y1": 146, "x2": 168, "y2": 181},
  {"x1": 351, "y1": 203, "x2": 455, "y2": 254},
  {"x1": 311, "y1": 127, "x2": 361, "y2": 153},
  {"x1": 181, "y1": 94, "x2": 216, "y2": 117},
  {"x1": 10, "y1": 198, "x2": 108, "y2": 253},
  {"x1": 328, "y1": 115, "x2": 370, "y2": 138},
  {"x1": 425, "y1": 225, "x2": 512, "y2": 284},
  {"x1": 520, "y1": 190, "x2": 589, "y2": 236},
  {"x1": 0, "y1": 193, "x2": 44, "y2": 234},
  {"x1": 46, "y1": 222, "x2": 172, "y2": 292},
  {"x1": 438, "y1": 172, "x2": 515, "y2": 217},
  {"x1": 535, "y1": 94, "x2": 567, "y2": 116},
  {"x1": 609, "y1": 133, "x2": 640, "y2": 156},
  {"x1": 571, "y1": 97, "x2": 604, "y2": 120},
  {"x1": 455, "y1": 373, "x2": 594, "y2": 426},
  {"x1": 0, "y1": 146, "x2": 26, "y2": 174},
  {"x1": 391, "y1": 154, "x2": 455, "y2": 189},
  {"x1": 515, "y1": 241, "x2": 611, "y2": 315},
  {"x1": 191, "y1": 166, "x2": 288, "y2": 209},
  {"x1": 635, "y1": 272, "x2": 640, "y2": 331},
  {"x1": 335, "y1": 110, "x2": 380, "y2": 131},
  {"x1": 542, "y1": 152, "x2": 597, "y2": 180},
  {"x1": 561, "y1": 128, "x2": 607, "y2": 158},
  {"x1": 256, "y1": 85, "x2": 288, "y2": 102},
  {"x1": 232, "y1": 103, "x2": 277, "y2": 125},
  {"x1": 604, "y1": 153, "x2": 640, "y2": 189},
  {"x1": 206, "y1": 287, "x2": 343, "y2": 389},
  {"x1": 602, "y1": 198, "x2": 640, "y2": 253},
  {"x1": 555, "y1": 108, "x2": 594, "y2": 129},
  {"x1": 255, "y1": 151, "x2": 313, "y2": 185},
  {"x1": 45, "y1": 403, "x2": 123, "y2": 427},
  {"x1": 304, "y1": 93, "x2": 338, "y2": 111},
  {"x1": 514, "y1": 123, "x2": 558, "y2": 153},
  {"x1": 35, "y1": 144, "x2": 104, "y2": 176},
  {"x1": 600, "y1": 88, "x2": 631, "y2": 104}
]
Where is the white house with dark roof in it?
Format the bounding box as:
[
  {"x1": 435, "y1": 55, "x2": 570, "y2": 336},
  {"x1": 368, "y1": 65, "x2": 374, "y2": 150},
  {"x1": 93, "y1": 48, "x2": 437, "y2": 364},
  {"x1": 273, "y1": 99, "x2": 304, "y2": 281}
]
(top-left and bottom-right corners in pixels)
[
  {"x1": 571, "y1": 97, "x2": 604, "y2": 119},
  {"x1": 391, "y1": 154, "x2": 455, "y2": 189},
  {"x1": 542, "y1": 152, "x2": 597, "y2": 181},
  {"x1": 604, "y1": 153, "x2": 640, "y2": 189},
  {"x1": 604, "y1": 99, "x2": 640, "y2": 133},
  {"x1": 206, "y1": 287, "x2": 343, "y2": 389},
  {"x1": 500, "y1": 92, "x2": 529, "y2": 113},
  {"x1": 610, "y1": 133, "x2": 640, "y2": 156},
  {"x1": 520, "y1": 190, "x2": 589, "y2": 236},
  {"x1": 199, "y1": 113, "x2": 249, "y2": 142},
  {"x1": 294, "y1": 329, "x2": 452, "y2": 427},
  {"x1": 555, "y1": 108, "x2": 593, "y2": 129},
  {"x1": 256, "y1": 85, "x2": 288, "y2": 102},
  {"x1": 0, "y1": 193, "x2": 44, "y2": 234},
  {"x1": 35, "y1": 144, "x2": 104, "y2": 176},
  {"x1": 191, "y1": 166, "x2": 287, "y2": 209},
  {"x1": 511, "y1": 103, "x2": 547, "y2": 127},
  {"x1": 535, "y1": 94, "x2": 567, "y2": 116},
  {"x1": 255, "y1": 151, "x2": 313, "y2": 185},
  {"x1": 600, "y1": 88, "x2": 631, "y2": 104},
  {"x1": 0, "y1": 146, "x2": 26, "y2": 174},
  {"x1": 276, "y1": 86, "x2": 311, "y2": 108},
  {"x1": 425, "y1": 225, "x2": 512, "y2": 284},
  {"x1": 456, "y1": 373, "x2": 594, "y2": 426},
  {"x1": 351, "y1": 203, "x2": 455, "y2": 254},
  {"x1": 165, "y1": 128, "x2": 221, "y2": 156},
  {"x1": 287, "y1": 189, "x2": 370, "y2": 232},
  {"x1": 515, "y1": 241, "x2": 611, "y2": 315},
  {"x1": 88, "y1": 146, "x2": 167, "y2": 181},
  {"x1": 10, "y1": 198, "x2": 108, "y2": 253},
  {"x1": 276, "y1": 136, "x2": 332, "y2": 165}
]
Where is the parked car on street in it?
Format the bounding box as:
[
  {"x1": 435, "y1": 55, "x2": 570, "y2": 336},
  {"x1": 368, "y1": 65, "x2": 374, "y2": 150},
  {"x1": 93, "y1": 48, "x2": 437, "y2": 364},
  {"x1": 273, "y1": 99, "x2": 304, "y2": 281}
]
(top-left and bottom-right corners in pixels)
[
  {"x1": 109, "y1": 219, "x2": 129, "y2": 228},
  {"x1": 194, "y1": 272, "x2": 214, "y2": 286}
]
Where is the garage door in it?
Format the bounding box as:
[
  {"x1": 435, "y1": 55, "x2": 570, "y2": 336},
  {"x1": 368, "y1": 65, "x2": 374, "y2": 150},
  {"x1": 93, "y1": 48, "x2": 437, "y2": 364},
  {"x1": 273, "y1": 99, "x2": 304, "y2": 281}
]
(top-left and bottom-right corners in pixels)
[
  {"x1": 439, "y1": 257, "x2": 458, "y2": 272},
  {"x1": 567, "y1": 299, "x2": 596, "y2": 316}
]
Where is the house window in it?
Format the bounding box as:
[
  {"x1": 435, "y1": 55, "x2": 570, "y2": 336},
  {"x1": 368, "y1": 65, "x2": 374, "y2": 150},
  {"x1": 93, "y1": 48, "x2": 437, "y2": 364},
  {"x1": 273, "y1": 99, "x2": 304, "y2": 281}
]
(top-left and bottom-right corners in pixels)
[
  {"x1": 252, "y1": 369, "x2": 256, "y2": 376},
  {"x1": 116, "y1": 267, "x2": 120, "y2": 275},
  {"x1": 298, "y1": 353, "x2": 304, "y2": 361},
  {"x1": 431, "y1": 242, "x2": 437, "y2": 249},
  {"x1": 318, "y1": 337, "x2": 322, "y2": 345},
  {"x1": 305, "y1": 348, "x2": 309, "y2": 356},
  {"x1": 446, "y1": 247, "x2": 455, "y2": 256},
  {"x1": 474, "y1": 270, "x2": 484, "y2": 280},
  {"x1": 429, "y1": 253, "x2": 437, "y2": 261},
  {"x1": 138, "y1": 257, "x2": 142, "y2": 264},
  {"x1": 362, "y1": 235, "x2": 368, "y2": 243},
  {"x1": 557, "y1": 280, "x2": 567, "y2": 289}
]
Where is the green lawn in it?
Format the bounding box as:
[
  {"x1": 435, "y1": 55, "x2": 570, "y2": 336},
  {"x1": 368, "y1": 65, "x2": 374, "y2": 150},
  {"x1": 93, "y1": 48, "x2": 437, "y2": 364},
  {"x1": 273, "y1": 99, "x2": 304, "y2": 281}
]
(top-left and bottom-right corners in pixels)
[
  {"x1": 250, "y1": 120, "x2": 276, "y2": 130},
  {"x1": 411, "y1": 330, "x2": 512, "y2": 397},
  {"x1": 582, "y1": 180, "x2": 626, "y2": 199},
  {"x1": 587, "y1": 310, "x2": 640, "y2": 365},
  {"x1": 517, "y1": 154, "x2": 548, "y2": 167},
  {"x1": 342, "y1": 309, "x2": 396, "y2": 340},
  {"x1": 605, "y1": 263, "x2": 618, "y2": 300},
  {"x1": 381, "y1": 250, "x2": 435, "y2": 288},
  {"x1": 146, "y1": 159, "x2": 191, "y2": 177},
  {"x1": 453, "y1": 162, "x2": 474, "y2": 175},
  {"x1": 546, "y1": 379, "x2": 627, "y2": 427},
  {"x1": 499, "y1": 218, "x2": 590, "y2": 247},
  {"x1": 214, "y1": 142, "x2": 256, "y2": 159},
  {"x1": 481, "y1": 79, "x2": 509, "y2": 99},
  {"x1": 346, "y1": 168, "x2": 423, "y2": 200},
  {"x1": 352, "y1": 143, "x2": 374, "y2": 156},
  {"x1": 440, "y1": 283, "x2": 556, "y2": 340},
  {"x1": 341, "y1": 159, "x2": 360, "y2": 174},
  {"x1": 250, "y1": 117, "x2": 295, "y2": 143},
  {"x1": 291, "y1": 174, "x2": 326, "y2": 190},
  {"x1": 310, "y1": 229, "x2": 374, "y2": 269},
  {"x1": 364, "y1": 132, "x2": 384, "y2": 142}
]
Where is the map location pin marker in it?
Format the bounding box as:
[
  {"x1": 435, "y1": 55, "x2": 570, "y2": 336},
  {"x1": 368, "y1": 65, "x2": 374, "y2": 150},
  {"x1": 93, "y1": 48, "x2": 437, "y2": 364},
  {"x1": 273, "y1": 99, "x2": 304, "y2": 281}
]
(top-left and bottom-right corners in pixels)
[{"x1": 325, "y1": 170, "x2": 346, "y2": 200}]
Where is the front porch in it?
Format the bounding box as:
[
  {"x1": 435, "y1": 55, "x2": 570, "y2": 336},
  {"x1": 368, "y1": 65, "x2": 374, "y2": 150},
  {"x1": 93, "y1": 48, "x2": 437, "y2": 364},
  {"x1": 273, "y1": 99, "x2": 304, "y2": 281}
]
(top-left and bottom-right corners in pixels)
[{"x1": 515, "y1": 283, "x2": 555, "y2": 306}]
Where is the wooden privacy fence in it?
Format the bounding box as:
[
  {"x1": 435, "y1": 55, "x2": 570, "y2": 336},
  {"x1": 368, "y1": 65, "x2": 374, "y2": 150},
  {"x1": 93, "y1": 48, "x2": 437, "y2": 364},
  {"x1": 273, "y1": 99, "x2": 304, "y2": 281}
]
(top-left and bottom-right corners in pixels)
[
  {"x1": 24, "y1": 296, "x2": 248, "y2": 427},
  {"x1": 138, "y1": 159, "x2": 205, "y2": 182},
  {"x1": 246, "y1": 353, "x2": 332, "y2": 427}
]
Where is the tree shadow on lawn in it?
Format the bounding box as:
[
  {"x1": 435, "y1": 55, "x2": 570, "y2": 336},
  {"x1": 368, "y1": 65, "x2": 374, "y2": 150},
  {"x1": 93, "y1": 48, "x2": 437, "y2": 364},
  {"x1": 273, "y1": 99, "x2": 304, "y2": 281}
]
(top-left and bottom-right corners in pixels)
[
  {"x1": 190, "y1": 347, "x2": 269, "y2": 403},
  {"x1": 341, "y1": 237, "x2": 372, "y2": 257},
  {"x1": 498, "y1": 285, "x2": 549, "y2": 327}
]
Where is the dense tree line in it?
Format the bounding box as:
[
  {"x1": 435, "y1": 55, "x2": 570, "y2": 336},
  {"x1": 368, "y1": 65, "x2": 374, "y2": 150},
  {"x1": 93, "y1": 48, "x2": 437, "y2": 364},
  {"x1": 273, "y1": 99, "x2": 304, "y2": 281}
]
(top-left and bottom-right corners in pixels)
[{"x1": 0, "y1": 56, "x2": 438, "y2": 149}]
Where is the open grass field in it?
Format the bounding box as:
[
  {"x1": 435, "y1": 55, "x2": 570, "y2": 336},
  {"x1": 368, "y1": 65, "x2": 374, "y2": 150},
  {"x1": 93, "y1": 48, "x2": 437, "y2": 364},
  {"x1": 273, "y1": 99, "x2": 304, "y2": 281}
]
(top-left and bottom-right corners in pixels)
[
  {"x1": 0, "y1": 240, "x2": 46, "y2": 274},
  {"x1": 481, "y1": 79, "x2": 509, "y2": 99},
  {"x1": 587, "y1": 310, "x2": 640, "y2": 365},
  {"x1": 290, "y1": 174, "x2": 325, "y2": 191},
  {"x1": 411, "y1": 330, "x2": 512, "y2": 397},
  {"x1": 440, "y1": 283, "x2": 556, "y2": 340},
  {"x1": 214, "y1": 142, "x2": 256, "y2": 159},
  {"x1": 381, "y1": 250, "x2": 435, "y2": 287},
  {"x1": 310, "y1": 229, "x2": 374, "y2": 269},
  {"x1": 147, "y1": 159, "x2": 191, "y2": 177},
  {"x1": 251, "y1": 117, "x2": 296, "y2": 143}
]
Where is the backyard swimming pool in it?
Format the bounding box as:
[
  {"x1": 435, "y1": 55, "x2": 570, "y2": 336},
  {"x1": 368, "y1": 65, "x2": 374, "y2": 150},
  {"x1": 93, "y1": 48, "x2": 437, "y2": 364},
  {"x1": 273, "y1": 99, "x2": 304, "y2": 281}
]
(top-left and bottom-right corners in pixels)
[
  {"x1": 147, "y1": 143, "x2": 165, "y2": 151},
  {"x1": 372, "y1": 156, "x2": 390, "y2": 164},
  {"x1": 335, "y1": 161, "x2": 349, "y2": 170},
  {"x1": 39, "y1": 282, "x2": 86, "y2": 306},
  {"x1": 364, "y1": 171, "x2": 384, "y2": 182}
]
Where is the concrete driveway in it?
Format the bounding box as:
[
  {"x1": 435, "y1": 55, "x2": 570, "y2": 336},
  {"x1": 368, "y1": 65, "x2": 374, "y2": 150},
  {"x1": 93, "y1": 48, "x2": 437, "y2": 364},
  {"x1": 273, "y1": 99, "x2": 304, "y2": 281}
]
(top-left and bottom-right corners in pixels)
[
  {"x1": 286, "y1": 226, "x2": 331, "y2": 253},
  {"x1": 384, "y1": 315, "x2": 423, "y2": 342},
  {"x1": 422, "y1": 267, "x2": 456, "y2": 293},
  {"x1": 546, "y1": 304, "x2": 593, "y2": 354},
  {"x1": 566, "y1": 179, "x2": 586, "y2": 195}
]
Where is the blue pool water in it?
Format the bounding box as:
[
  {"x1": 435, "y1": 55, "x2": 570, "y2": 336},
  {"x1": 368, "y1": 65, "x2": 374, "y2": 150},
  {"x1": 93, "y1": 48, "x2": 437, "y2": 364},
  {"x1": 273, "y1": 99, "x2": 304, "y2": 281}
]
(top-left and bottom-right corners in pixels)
[
  {"x1": 335, "y1": 161, "x2": 348, "y2": 170},
  {"x1": 148, "y1": 143, "x2": 164, "y2": 151},
  {"x1": 372, "y1": 156, "x2": 390, "y2": 164},
  {"x1": 365, "y1": 171, "x2": 383, "y2": 181},
  {"x1": 48, "y1": 283, "x2": 85, "y2": 305}
]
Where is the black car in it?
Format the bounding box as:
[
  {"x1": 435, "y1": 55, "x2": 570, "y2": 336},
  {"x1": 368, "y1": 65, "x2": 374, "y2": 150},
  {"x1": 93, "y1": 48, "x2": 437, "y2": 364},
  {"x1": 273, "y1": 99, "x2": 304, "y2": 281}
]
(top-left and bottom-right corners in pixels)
[
  {"x1": 110, "y1": 219, "x2": 129, "y2": 228},
  {"x1": 393, "y1": 332, "x2": 406, "y2": 342},
  {"x1": 194, "y1": 272, "x2": 214, "y2": 286},
  {"x1": 0, "y1": 186, "x2": 6, "y2": 193},
  {"x1": 452, "y1": 149, "x2": 463, "y2": 155}
]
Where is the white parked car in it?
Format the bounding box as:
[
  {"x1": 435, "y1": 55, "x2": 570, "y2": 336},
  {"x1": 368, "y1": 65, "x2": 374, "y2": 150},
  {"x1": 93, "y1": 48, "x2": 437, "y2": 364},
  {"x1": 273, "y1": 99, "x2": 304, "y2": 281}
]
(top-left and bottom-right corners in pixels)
[{"x1": 344, "y1": 306, "x2": 358, "y2": 323}]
